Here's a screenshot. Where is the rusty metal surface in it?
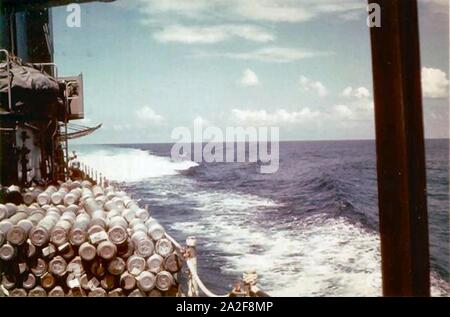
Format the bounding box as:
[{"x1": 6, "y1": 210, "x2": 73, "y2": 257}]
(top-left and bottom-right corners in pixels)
[{"x1": 369, "y1": 0, "x2": 430, "y2": 296}]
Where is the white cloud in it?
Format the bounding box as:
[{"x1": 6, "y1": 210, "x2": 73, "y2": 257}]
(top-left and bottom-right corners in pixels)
[
  {"x1": 300, "y1": 76, "x2": 328, "y2": 97},
  {"x1": 332, "y1": 98, "x2": 373, "y2": 121},
  {"x1": 342, "y1": 87, "x2": 353, "y2": 97},
  {"x1": 338, "y1": 10, "x2": 364, "y2": 21},
  {"x1": 342, "y1": 86, "x2": 370, "y2": 98},
  {"x1": 334, "y1": 84, "x2": 373, "y2": 121},
  {"x1": 228, "y1": 47, "x2": 327, "y2": 63},
  {"x1": 193, "y1": 115, "x2": 213, "y2": 127},
  {"x1": 231, "y1": 0, "x2": 315, "y2": 23},
  {"x1": 131, "y1": 0, "x2": 213, "y2": 17},
  {"x1": 333, "y1": 104, "x2": 355, "y2": 119},
  {"x1": 233, "y1": 0, "x2": 366, "y2": 23},
  {"x1": 232, "y1": 108, "x2": 320, "y2": 126},
  {"x1": 422, "y1": 0, "x2": 448, "y2": 6},
  {"x1": 129, "y1": 0, "x2": 367, "y2": 23},
  {"x1": 136, "y1": 106, "x2": 164, "y2": 124},
  {"x1": 153, "y1": 24, "x2": 274, "y2": 44},
  {"x1": 196, "y1": 47, "x2": 329, "y2": 63},
  {"x1": 238, "y1": 69, "x2": 259, "y2": 86},
  {"x1": 422, "y1": 67, "x2": 449, "y2": 99}
]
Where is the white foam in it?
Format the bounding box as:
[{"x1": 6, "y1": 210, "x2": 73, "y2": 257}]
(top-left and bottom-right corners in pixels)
[
  {"x1": 174, "y1": 212, "x2": 382, "y2": 296},
  {"x1": 72, "y1": 146, "x2": 198, "y2": 182},
  {"x1": 169, "y1": 190, "x2": 448, "y2": 296},
  {"x1": 73, "y1": 145, "x2": 449, "y2": 296}
]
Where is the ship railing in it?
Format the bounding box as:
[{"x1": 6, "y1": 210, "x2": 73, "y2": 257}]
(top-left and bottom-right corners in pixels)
[
  {"x1": 77, "y1": 161, "x2": 105, "y2": 186},
  {"x1": 32, "y1": 62, "x2": 59, "y2": 78},
  {"x1": 164, "y1": 234, "x2": 228, "y2": 297},
  {"x1": 0, "y1": 49, "x2": 12, "y2": 111},
  {"x1": 165, "y1": 233, "x2": 269, "y2": 297}
]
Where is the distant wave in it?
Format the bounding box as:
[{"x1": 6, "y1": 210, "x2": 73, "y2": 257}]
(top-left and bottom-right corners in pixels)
[
  {"x1": 73, "y1": 145, "x2": 198, "y2": 182},
  {"x1": 81, "y1": 141, "x2": 449, "y2": 296}
]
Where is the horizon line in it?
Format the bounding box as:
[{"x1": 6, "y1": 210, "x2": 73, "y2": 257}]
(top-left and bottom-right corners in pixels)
[{"x1": 70, "y1": 137, "x2": 450, "y2": 146}]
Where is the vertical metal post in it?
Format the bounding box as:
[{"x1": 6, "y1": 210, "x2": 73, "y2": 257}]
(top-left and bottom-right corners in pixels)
[
  {"x1": 368, "y1": 0, "x2": 430, "y2": 296},
  {"x1": 63, "y1": 122, "x2": 68, "y2": 181},
  {"x1": 186, "y1": 236, "x2": 199, "y2": 297}
]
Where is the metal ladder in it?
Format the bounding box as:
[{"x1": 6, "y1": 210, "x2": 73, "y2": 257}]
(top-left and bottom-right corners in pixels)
[{"x1": 58, "y1": 121, "x2": 69, "y2": 180}]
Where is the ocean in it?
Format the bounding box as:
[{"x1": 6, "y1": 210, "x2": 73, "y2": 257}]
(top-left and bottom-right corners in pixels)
[{"x1": 73, "y1": 139, "x2": 450, "y2": 297}]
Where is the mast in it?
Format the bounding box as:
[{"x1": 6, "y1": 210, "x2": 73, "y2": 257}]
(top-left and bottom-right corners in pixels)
[{"x1": 368, "y1": 0, "x2": 430, "y2": 296}]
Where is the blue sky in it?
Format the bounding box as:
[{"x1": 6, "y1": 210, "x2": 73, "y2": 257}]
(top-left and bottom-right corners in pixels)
[{"x1": 52, "y1": 0, "x2": 449, "y2": 144}]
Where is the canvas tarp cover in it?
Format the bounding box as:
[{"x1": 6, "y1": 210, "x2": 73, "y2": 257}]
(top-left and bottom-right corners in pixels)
[{"x1": 0, "y1": 60, "x2": 62, "y2": 117}]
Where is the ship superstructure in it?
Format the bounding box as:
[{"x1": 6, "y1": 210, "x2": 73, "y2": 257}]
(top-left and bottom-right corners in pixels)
[{"x1": 0, "y1": 0, "x2": 102, "y2": 186}]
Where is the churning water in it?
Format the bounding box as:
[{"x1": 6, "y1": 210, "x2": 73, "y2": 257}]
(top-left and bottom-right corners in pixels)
[{"x1": 73, "y1": 140, "x2": 449, "y2": 296}]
